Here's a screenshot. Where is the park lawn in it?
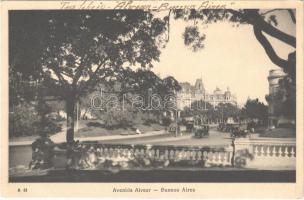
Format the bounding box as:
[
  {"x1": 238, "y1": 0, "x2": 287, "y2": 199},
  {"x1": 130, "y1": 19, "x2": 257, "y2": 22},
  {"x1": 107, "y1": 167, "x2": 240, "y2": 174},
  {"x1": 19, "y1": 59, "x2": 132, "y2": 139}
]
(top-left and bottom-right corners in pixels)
[
  {"x1": 258, "y1": 128, "x2": 296, "y2": 138},
  {"x1": 74, "y1": 121, "x2": 165, "y2": 138},
  {"x1": 9, "y1": 120, "x2": 166, "y2": 142}
]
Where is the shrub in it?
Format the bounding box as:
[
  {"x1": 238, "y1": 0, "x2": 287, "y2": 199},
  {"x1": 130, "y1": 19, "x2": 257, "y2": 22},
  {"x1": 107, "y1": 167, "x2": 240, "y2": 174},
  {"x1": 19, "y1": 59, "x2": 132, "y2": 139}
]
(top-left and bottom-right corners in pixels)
[
  {"x1": 9, "y1": 102, "x2": 39, "y2": 137},
  {"x1": 162, "y1": 117, "x2": 172, "y2": 127},
  {"x1": 9, "y1": 102, "x2": 61, "y2": 137}
]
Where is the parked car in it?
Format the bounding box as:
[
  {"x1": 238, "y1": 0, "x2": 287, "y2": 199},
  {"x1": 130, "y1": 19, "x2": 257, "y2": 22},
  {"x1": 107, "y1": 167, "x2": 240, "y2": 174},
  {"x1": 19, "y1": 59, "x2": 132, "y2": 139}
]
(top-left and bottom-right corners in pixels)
[
  {"x1": 218, "y1": 123, "x2": 225, "y2": 131},
  {"x1": 168, "y1": 123, "x2": 178, "y2": 133},
  {"x1": 230, "y1": 126, "x2": 249, "y2": 138},
  {"x1": 194, "y1": 125, "x2": 209, "y2": 138}
]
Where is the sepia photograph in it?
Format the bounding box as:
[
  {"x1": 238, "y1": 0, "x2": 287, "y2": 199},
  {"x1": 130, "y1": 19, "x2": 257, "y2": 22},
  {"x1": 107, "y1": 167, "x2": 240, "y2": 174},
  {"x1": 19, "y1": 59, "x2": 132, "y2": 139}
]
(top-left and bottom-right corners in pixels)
[{"x1": 1, "y1": 1, "x2": 303, "y2": 197}]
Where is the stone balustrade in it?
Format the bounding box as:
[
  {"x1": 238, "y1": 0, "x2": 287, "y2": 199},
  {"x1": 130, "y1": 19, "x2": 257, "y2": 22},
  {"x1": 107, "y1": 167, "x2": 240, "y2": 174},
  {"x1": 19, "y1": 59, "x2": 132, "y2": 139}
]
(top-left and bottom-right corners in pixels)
[
  {"x1": 54, "y1": 142, "x2": 234, "y2": 170},
  {"x1": 51, "y1": 137, "x2": 296, "y2": 170},
  {"x1": 234, "y1": 137, "x2": 296, "y2": 170},
  {"x1": 253, "y1": 145, "x2": 296, "y2": 158}
]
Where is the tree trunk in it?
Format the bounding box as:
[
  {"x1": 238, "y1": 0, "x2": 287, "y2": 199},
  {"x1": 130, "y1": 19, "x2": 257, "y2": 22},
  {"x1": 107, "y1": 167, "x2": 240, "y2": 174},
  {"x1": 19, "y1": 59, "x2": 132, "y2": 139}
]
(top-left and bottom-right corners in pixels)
[{"x1": 66, "y1": 96, "x2": 76, "y2": 144}]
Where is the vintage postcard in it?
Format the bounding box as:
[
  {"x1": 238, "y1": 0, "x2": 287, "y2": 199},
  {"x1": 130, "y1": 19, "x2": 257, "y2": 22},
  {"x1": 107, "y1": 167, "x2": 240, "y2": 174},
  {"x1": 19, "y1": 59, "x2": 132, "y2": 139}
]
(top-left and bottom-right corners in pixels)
[{"x1": 1, "y1": 0, "x2": 303, "y2": 198}]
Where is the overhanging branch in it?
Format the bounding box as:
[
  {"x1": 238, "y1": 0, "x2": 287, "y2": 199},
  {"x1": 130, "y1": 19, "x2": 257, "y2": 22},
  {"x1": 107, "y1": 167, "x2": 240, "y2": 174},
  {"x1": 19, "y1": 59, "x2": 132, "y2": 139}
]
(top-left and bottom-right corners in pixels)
[
  {"x1": 227, "y1": 9, "x2": 296, "y2": 48},
  {"x1": 288, "y1": 9, "x2": 296, "y2": 24},
  {"x1": 253, "y1": 25, "x2": 289, "y2": 70}
]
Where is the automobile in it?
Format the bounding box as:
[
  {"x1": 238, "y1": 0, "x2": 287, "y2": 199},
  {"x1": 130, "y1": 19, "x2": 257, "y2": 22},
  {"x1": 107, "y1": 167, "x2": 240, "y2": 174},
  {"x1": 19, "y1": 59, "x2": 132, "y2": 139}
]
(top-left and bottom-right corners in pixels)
[
  {"x1": 194, "y1": 125, "x2": 209, "y2": 138},
  {"x1": 185, "y1": 122, "x2": 194, "y2": 132},
  {"x1": 230, "y1": 126, "x2": 249, "y2": 138},
  {"x1": 168, "y1": 123, "x2": 178, "y2": 133},
  {"x1": 217, "y1": 123, "x2": 225, "y2": 131}
]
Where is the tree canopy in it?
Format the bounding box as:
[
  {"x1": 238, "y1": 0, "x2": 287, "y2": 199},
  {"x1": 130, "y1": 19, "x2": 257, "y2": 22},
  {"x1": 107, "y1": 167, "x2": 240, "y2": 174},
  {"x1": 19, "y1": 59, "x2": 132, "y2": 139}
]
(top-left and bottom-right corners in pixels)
[
  {"x1": 241, "y1": 98, "x2": 268, "y2": 121},
  {"x1": 9, "y1": 10, "x2": 169, "y2": 142}
]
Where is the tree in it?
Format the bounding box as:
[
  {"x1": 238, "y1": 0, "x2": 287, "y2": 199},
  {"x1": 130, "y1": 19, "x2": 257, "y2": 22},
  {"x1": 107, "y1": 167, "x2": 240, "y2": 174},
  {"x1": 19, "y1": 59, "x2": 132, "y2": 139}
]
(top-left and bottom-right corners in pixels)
[
  {"x1": 180, "y1": 100, "x2": 240, "y2": 123},
  {"x1": 241, "y1": 98, "x2": 268, "y2": 122},
  {"x1": 114, "y1": 68, "x2": 180, "y2": 119},
  {"x1": 265, "y1": 76, "x2": 296, "y2": 119},
  {"x1": 9, "y1": 102, "x2": 39, "y2": 137},
  {"x1": 10, "y1": 10, "x2": 167, "y2": 143},
  {"x1": 277, "y1": 77, "x2": 296, "y2": 118},
  {"x1": 216, "y1": 103, "x2": 240, "y2": 121}
]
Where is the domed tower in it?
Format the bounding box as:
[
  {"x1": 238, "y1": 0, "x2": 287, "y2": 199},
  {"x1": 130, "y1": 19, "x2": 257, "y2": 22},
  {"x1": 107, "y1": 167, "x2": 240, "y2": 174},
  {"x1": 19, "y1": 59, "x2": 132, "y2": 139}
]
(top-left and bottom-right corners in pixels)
[
  {"x1": 224, "y1": 87, "x2": 231, "y2": 101},
  {"x1": 213, "y1": 87, "x2": 222, "y2": 95}
]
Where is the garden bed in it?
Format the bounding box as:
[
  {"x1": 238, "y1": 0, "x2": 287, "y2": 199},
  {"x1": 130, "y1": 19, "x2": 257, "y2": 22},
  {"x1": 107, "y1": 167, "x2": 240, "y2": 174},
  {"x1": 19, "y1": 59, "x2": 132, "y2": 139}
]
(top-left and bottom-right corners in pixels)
[
  {"x1": 75, "y1": 121, "x2": 165, "y2": 138},
  {"x1": 258, "y1": 128, "x2": 296, "y2": 138}
]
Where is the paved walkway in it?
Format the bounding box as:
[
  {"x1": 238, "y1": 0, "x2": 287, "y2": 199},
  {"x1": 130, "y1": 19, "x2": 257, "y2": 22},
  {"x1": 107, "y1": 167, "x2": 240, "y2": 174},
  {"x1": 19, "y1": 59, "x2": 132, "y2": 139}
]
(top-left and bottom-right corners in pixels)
[{"x1": 9, "y1": 129, "x2": 168, "y2": 146}]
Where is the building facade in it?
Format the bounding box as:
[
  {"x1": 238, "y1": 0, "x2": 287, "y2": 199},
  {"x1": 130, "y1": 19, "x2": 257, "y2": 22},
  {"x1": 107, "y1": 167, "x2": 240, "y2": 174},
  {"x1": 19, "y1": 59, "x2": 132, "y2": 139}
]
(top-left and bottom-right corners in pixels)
[{"x1": 177, "y1": 78, "x2": 237, "y2": 110}]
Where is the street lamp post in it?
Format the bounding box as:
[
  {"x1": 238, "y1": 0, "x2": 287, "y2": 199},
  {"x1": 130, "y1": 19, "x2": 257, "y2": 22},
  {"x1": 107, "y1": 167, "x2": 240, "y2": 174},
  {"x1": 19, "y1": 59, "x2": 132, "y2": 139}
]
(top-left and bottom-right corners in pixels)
[
  {"x1": 175, "y1": 109, "x2": 178, "y2": 137},
  {"x1": 76, "y1": 102, "x2": 79, "y2": 132},
  {"x1": 221, "y1": 106, "x2": 224, "y2": 124},
  {"x1": 174, "y1": 89, "x2": 179, "y2": 137}
]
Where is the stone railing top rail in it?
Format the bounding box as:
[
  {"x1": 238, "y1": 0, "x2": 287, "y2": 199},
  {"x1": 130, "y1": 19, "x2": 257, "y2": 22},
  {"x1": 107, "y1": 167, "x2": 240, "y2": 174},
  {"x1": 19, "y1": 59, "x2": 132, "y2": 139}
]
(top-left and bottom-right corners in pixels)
[
  {"x1": 235, "y1": 137, "x2": 296, "y2": 146},
  {"x1": 55, "y1": 141, "x2": 233, "y2": 152}
]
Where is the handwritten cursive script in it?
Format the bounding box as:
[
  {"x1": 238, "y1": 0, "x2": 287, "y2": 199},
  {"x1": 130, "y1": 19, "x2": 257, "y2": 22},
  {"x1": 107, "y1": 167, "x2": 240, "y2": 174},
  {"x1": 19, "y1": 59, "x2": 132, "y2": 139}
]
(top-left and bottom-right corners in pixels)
[{"x1": 59, "y1": 1, "x2": 232, "y2": 11}]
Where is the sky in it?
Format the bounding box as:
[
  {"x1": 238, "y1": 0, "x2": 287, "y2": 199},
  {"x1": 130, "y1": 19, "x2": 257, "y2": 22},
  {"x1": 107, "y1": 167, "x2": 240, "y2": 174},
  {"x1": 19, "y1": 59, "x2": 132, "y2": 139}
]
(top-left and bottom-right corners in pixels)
[{"x1": 151, "y1": 10, "x2": 296, "y2": 105}]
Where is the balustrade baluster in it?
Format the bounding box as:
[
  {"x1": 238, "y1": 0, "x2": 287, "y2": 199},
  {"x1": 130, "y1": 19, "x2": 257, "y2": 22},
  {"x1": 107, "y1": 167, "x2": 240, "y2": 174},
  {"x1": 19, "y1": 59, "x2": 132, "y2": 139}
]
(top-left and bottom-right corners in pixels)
[
  {"x1": 220, "y1": 152, "x2": 225, "y2": 165},
  {"x1": 170, "y1": 150, "x2": 174, "y2": 159},
  {"x1": 213, "y1": 152, "x2": 217, "y2": 164},
  {"x1": 266, "y1": 146, "x2": 270, "y2": 157},
  {"x1": 180, "y1": 150, "x2": 184, "y2": 160},
  {"x1": 284, "y1": 147, "x2": 289, "y2": 157},
  {"x1": 272, "y1": 146, "x2": 277, "y2": 157},
  {"x1": 193, "y1": 151, "x2": 198, "y2": 160},
  {"x1": 185, "y1": 151, "x2": 190, "y2": 160},
  {"x1": 223, "y1": 152, "x2": 227, "y2": 165},
  {"x1": 212, "y1": 152, "x2": 216, "y2": 163},
  {"x1": 197, "y1": 151, "x2": 202, "y2": 160},
  {"x1": 104, "y1": 148, "x2": 108, "y2": 158},
  {"x1": 254, "y1": 146, "x2": 258, "y2": 156},
  {"x1": 151, "y1": 149, "x2": 155, "y2": 157},
  {"x1": 260, "y1": 146, "x2": 265, "y2": 157},
  {"x1": 222, "y1": 152, "x2": 226, "y2": 164},
  {"x1": 165, "y1": 150, "x2": 169, "y2": 159},
  {"x1": 218, "y1": 152, "x2": 223, "y2": 165},
  {"x1": 224, "y1": 152, "x2": 230, "y2": 165},
  {"x1": 135, "y1": 149, "x2": 139, "y2": 156},
  {"x1": 278, "y1": 147, "x2": 283, "y2": 157},
  {"x1": 203, "y1": 151, "x2": 208, "y2": 161},
  {"x1": 191, "y1": 151, "x2": 195, "y2": 160},
  {"x1": 291, "y1": 147, "x2": 295, "y2": 157}
]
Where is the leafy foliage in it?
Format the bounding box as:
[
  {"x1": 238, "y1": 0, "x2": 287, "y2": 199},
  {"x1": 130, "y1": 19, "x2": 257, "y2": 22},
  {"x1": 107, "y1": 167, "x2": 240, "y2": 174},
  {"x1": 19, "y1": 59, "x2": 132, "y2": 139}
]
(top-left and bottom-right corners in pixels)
[
  {"x1": 9, "y1": 102, "x2": 61, "y2": 137},
  {"x1": 87, "y1": 69, "x2": 180, "y2": 128},
  {"x1": 181, "y1": 100, "x2": 240, "y2": 123},
  {"x1": 241, "y1": 98, "x2": 268, "y2": 121},
  {"x1": 265, "y1": 76, "x2": 296, "y2": 118},
  {"x1": 10, "y1": 10, "x2": 170, "y2": 141},
  {"x1": 183, "y1": 26, "x2": 205, "y2": 52}
]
